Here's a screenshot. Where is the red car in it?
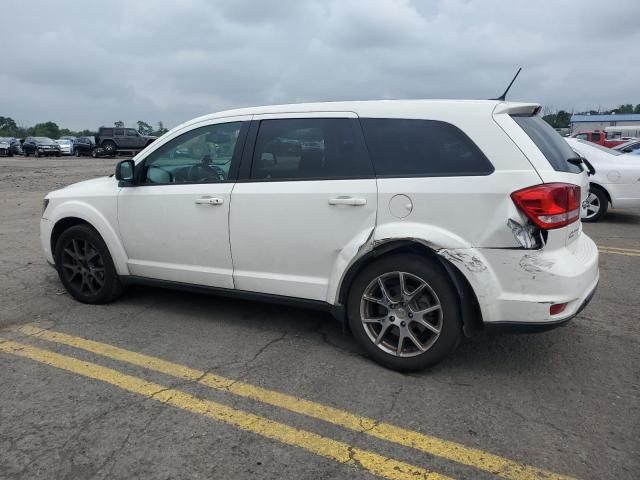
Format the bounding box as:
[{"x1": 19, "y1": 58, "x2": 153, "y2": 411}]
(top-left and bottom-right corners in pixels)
[{"x1": 572, "y1": 131, "x2": 626, "y2": 148}]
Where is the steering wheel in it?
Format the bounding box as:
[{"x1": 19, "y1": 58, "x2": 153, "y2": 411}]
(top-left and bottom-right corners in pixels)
[{"x1": 187, "y1": 157, "x2": 226, "y2": 182}]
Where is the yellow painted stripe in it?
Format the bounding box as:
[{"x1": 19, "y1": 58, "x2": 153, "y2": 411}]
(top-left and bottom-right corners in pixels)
[
  {"x1": 598, "y1": 246, "x2": 640, "y2": 257},
  {"x1": 19, "y1": 325, "x2": 573, "y2": 480},
  {"x1": 0, "y1": 338, "x2": 448, "y2": 480},
  {"x1": 598, "y1": 245, "x2": 640, "y2": 253}
]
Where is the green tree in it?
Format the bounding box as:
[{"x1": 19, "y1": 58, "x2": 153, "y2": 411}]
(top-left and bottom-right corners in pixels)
[
  {"x1": 114, "y1": 120, "x2": 124, "y2": 128},
  {"x1": 634, "y1": 104, "x2": 640, "y2": 114},
  {"x1": 28, "y1": 121, "x2": 60, "y2": 139},
  {"x1": 555, "y1": 110, "x2": 571, "y2": 128},
  {"x1": 0, "y1": 116, "x2": 19, "y2": 136},
  {"x1": 136, "y1": 120, "x2": 153, "y2": 136},
  {"x1": 613, "y1": 104, "x2": 634, "y2": 114},
  {"x1": 153, "y1": 121, "x2": 168, "y2": 136}
]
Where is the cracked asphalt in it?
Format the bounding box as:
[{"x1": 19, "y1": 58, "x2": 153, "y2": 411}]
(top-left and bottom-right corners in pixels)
[{"x1": 1, "y1": 157, "x2": 639, "y2": 479}]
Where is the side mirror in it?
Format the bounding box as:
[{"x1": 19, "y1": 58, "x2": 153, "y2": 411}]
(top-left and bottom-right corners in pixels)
[{"x1": 115, "y1": 159, "x2": 135, "y2": 184}]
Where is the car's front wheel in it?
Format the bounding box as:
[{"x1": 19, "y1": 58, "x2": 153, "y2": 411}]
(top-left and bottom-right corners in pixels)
[
  {"x1": 347, "y1": 254, "x2": 462, "y2": 371},
  {"x1": 54, "y1": 225, "x2": 123, "y2": 304}
]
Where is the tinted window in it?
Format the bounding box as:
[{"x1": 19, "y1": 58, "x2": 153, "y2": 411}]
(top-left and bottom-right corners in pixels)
[
  {"x1": 126, "y1": 128, "x2": 138, "y2": 136},
  {"x1": 114, "y1": 128, "x2": 124, "y2": 136},
  {"x1": 101, "y1": 128, "x2": 113, "y2": 136},
  {"x1": 591, "y1": 132, "x2": 601, "y2": 141},
  {"x1": 143, "y1": 122, "x2": 243, "y2": 184},
  {"x1": 250, "y1": 118, "x2": 371, "y2": 180},
  {"x1": 512, "y1": 116, "x2": 581, "y2": 173},
  {"x1": 360, "y1": 118, "x2": 493, "y2": 177}
]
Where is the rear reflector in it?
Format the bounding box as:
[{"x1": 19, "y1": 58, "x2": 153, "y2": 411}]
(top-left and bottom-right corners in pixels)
[
  {"x1": 550, "y1": 303, "x2": 567, "y2": 315},
  {"x1": 511, "y1": 183, "x2": 581, "y2": 230}
]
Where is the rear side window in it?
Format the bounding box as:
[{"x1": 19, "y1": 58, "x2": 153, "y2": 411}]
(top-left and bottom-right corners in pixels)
[
  {"x1": 360, "y1": 118, "x2": 493, "y2": 177},
  {"x1": 100, "y1": 128, "x2": 113, "y2": 136},
  {"x1": 250, "y1": 118, "x2": 372, "y2": 180},
  {"x1": 512, "y1": 116, "x2": 581, "y2": 173}
]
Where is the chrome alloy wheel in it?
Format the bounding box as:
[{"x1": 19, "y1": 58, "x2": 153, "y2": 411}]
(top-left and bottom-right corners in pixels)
[
  {"x1": 359, "y1": 271, "x2": 443, "y2": 357},
  {"x1": 583, "y1": 192, "x2": 601, "y2": 220},
  {"x1": 61, "y1": 238, "x2": 106, "y2": 296}
]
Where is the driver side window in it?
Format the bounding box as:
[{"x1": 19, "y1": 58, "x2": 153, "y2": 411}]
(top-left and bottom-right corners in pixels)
[{"x1": 143, "y1": 122, "x2": 243, "y2": 184}]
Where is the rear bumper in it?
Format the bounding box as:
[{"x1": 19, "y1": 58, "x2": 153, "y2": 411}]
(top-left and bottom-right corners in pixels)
[{"x1": 440, "y1": 233, "x2": 600, "y2": 326}]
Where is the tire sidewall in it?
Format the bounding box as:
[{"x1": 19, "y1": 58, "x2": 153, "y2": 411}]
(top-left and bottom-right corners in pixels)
[
  {"x1": 583, "y1": 186, "x2": 608, "y2": 223},
  {"x1": 54, "y1": 225, "x2": 120, "y2": 304},
  {"x1": 347, "y1": 254, "x2": 462, "y2": 371}
]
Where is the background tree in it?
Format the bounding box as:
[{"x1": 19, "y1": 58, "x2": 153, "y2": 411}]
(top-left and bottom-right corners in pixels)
[
  {"x1": 634, "y1": 104, "x2": 640, "y2": 114},
  {"x1": 27, "y1": 121, "x2": 60, "y2": 138},
  {"x1": 0, "y1": 116, "x2": 19, "y2": 136},
  {"x1": 136, "y1": 121, "x2": 153, "y2": 136},
  {"x1": 153, "y1": 121, "x2": 168, "y2": 136},
  {"x1": 114, "y1": 120, "x2": 124, "y2": 128}
]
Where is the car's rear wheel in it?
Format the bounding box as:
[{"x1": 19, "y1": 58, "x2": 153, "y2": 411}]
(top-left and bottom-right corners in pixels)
[
  {"x1": 102, "y1": 141, "x2": 116, "y2": 156},
  {"x1": 54, "y1": 225, "x2": 123, "y2": 304},
  {"x1": 583, "y1": 185, "x2": 608, "y2": 222},
  {"x1": 347, "y1": 254, "x2": 462, "y2": 371},
  {"x1": 35, "y1": 149, "x2": 40, "y2": 157}
]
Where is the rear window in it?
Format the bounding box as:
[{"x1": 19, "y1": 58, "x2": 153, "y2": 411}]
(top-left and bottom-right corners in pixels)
[
  {"x1": 360, "y1": 118, "x2": 494, "y2": 177},
  {"x1": 512, "y1": 116, "x2": 581, "y2": 173}
]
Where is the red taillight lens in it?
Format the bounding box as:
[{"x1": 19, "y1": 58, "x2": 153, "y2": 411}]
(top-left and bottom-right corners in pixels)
[{"x1": 511, "y1": 183, "x2": 581, "y2": 230}]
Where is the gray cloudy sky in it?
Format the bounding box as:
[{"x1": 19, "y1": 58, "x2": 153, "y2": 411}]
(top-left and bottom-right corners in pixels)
[{"x1": 3, "y1": 0, "x2": 639, "y2": 130}]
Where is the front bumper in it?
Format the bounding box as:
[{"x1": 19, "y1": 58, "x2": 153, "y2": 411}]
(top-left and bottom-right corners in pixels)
[
  {"x1": 40, "y1": 217, "x2": 55, "y2": 265},
  {"x1": 441, "y1": 233, "x2": 600, "y2": 326}
]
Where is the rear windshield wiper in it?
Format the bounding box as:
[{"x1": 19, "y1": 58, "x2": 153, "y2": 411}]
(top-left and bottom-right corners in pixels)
[{"x1": 567, "y1": 156, "x2": 595, "y2": 176}]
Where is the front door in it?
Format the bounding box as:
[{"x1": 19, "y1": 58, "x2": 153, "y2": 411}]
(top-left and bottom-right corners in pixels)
[
  {"x1": 230, "y1": 114, "x2": 377, "y2": 302},
  {"x1": 117, "y1": 118, "x2": 250, "y2": 288}
]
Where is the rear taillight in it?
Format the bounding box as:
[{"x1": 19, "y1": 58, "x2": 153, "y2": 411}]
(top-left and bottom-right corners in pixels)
[{"x1": 511, "y1": 183, "x2": 581, "y2": 230}]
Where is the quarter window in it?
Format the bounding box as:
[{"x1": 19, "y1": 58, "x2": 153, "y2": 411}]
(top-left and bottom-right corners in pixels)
[
  {"x1": 142, "y1": 122, "x2": 243, "y2": 184},
  {"x1": 360, "y1": 118, "x2": 494, "y2": 177},
  {"x1": 250, "y1": 118, "x2": 372, "y2": 180}
]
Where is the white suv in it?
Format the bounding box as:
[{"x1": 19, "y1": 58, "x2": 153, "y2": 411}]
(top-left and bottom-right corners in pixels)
[{"x1": 40, "y1": 100, "x2": 599, "y2": 371}]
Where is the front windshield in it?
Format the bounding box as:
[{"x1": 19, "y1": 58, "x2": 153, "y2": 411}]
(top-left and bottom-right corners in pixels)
[
  {"x1": 56, "y1": 140, "x2": 71, "y2": 145},
  {"x1": 35, "y1": 137, "x2": 55, "y2": 144},
  {"x1": 575, "y1": 139, "x2": 622, "y2": 156}
]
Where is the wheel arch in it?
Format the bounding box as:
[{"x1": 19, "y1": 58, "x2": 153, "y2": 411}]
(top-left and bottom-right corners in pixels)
[
  {"x1": 589, "y1": 182, "x2": 612, "y2": 207},
  {"x1": 48, "y1": 203, "x2": 129, "y2": 275},
  {"x1": 335, "y1": 239, "x2": 483, "y2": 337}
]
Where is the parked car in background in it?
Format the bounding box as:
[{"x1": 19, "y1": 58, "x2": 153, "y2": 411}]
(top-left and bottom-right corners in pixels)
[
  {"x1": 566, "y1": 137, "x2": 640, "y2": 222},
  {"x1": 604, "y1": 125, "x2": 640, "y2": 139},
  {"x1": 572, "y1": 130, "x2": 626, "y2": 148},
  {"x1": 613, "y1": 139, "x2": 640, "y2": 153},
  {"x1": 22, "y1": 137, "x2": 61, "y2": 157},
  {"x1": 0, "y1": 138, "x2": 11, "y2": 156},
  {"x1": 0, "y1": 137, "x2": 22, "y2": 156},
  {"x1": 55, "y1": 139, "x2": 74, "y2": 155},
  {"x1": 95, "y1": 127, "x2": 156, "y2": 156},
  {"x1": 40, "y1": 100, "x2": 599, "y2": 371},
  {"x1": 74, "y1": 136, "x2": 95, "y2": 156}
]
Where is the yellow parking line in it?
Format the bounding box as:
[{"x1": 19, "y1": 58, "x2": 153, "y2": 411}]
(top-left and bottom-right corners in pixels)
[
  {"x1": 18, "y1": 325, "x2": 573, "y2": 480},
  {"x1": 0, "y1": 338, "x2": 448, "y2": 480},
  {"x1": 598, "y1": 246, "x2": 640, "y2": 257}
]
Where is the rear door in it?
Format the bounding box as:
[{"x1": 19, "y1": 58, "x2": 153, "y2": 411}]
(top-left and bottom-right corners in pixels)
[{"x1": 229, "y1": 113, "x2": 377, "y2": 302}]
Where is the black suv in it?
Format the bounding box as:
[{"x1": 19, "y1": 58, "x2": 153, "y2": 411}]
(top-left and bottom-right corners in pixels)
[
  {"x1": 95, "y1": 127, "x2": 156, "y2": 156},
  {"x1": 74, "y1": 136, "x2": 95, "y2": 156},
  {"x1": 22, "y1": 137, "x2": 61, "y2": 157}
]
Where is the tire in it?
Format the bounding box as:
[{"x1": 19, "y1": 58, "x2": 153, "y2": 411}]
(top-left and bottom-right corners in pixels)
[
  {"x1": 347, "y1": 254, "x2": 462, "y2": 371},
  {"x1": 102, "y1": 140, "x2": 116, "y2": 156},
  {"x1": 24, "y1": 149, "x2": 29, "y2": 157},
  {"x1": 91, "y1": 148, "x2": 98, "y2": 158},
  {"x1": 54, "y1": 225, "x2": 123, "y2": 304},
  {"x1": 583, "y1": 185, "x2": 609, "y2": 222}
]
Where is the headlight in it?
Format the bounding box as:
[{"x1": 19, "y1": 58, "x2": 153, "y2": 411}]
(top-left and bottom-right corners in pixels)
[{"x1": 42, "y1": 198, "x2": 49, "y2": 214}]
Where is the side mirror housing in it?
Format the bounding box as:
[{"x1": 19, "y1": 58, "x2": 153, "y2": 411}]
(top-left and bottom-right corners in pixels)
[{"x1": 115, "y1": 159, "x2": 135, "y2": 185}]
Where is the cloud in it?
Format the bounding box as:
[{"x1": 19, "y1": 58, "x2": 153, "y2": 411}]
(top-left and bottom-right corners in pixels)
[{"x1": 2, "y1": 0, "x2": 638, "y2": 130}]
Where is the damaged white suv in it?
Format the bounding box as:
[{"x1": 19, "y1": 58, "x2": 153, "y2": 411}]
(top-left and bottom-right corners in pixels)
[{"x1": 40, "y1": 100, "x2": 599, "y2": 371}]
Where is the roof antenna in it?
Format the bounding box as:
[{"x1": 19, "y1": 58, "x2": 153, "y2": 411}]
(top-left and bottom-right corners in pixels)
[{"x1": 491, "y1": 67, "x2": 522, "y2": 101}]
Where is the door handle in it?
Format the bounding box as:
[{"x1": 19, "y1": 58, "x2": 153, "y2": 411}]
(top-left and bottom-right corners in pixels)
[
  {"x1": 195, "y1": 196, "x2": 224, "y2": 205},
  {"x1": 328, "y1": 196, "x2": 367, "y2": 206}
]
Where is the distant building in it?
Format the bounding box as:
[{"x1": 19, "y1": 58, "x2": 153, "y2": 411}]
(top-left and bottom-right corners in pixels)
[{"x1": 570, "y1": 113, "x2": 640, "y2": 134}]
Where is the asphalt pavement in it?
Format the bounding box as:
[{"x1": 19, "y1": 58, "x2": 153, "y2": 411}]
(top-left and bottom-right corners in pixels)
[{"x1": 0, "y1": 157, "x2": 638, "y2": 479}]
